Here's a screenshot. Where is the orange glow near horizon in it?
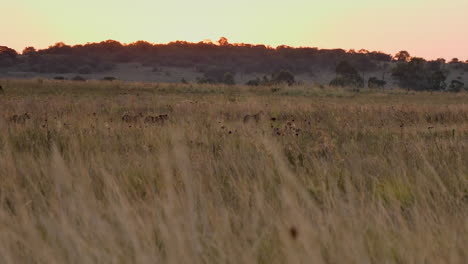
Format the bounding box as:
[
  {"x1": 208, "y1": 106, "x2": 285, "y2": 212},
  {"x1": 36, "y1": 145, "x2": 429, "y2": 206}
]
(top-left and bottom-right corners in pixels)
[{"x1": 2, "y1": 0, "x2": 468, "y2": 61}]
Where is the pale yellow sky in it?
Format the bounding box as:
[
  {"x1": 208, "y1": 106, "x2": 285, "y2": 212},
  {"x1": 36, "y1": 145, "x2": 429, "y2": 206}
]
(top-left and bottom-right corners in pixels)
[{"x1": 2, "y1": 0, "x2": 467, "y2": 60}]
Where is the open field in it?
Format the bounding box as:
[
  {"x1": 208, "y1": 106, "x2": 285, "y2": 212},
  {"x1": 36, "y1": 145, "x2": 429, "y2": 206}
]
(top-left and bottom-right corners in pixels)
[{"x1": 0, "y1": 79, "x2": 467, "y2": 263}]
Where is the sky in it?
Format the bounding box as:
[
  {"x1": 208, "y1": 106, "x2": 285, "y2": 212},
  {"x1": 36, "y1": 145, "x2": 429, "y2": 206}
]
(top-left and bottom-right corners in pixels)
[{"x1": 2, "y1": 0, "x2": 467, "y2": 60}]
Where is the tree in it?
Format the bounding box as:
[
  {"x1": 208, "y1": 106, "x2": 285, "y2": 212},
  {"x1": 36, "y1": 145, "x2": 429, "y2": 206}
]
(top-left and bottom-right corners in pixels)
[
  {"x1": 218, "y1": 37, "x2": 229, "y2": 46},
  {"x1": 335, "y1": 61, "x2": 359, "y2": 77},
  {"x1": 0, "y1": 46, "x2": 18, "y2": 67},
  {"x1": 0, "y1": 46, "x2": 18, "y2": 59},
  {"x1": 246, "y1": 78, "x2": 261, "y2": 86},
  {"x1": 222, "y1": 72, "x2": 235, "y2": 85},
  {"x1": 448, "y1": 80, "x2": 464, "y2": 92},
  {"x1": 330, "y1": 61, "x2": 364, "y2": 88},
  {"x1": 392, "y1": 57, "x2": 448, "y2": 91},
  {"x1": 449, "y1": 58, "x2": 459, "y2": 64},
  {"x1": 271, "y1": 70, "x2": 295, "y2": 85},
  {"x1": 22, "y1": 47, "x2": 36, "y2": 55},
  {"x1": 368, "y1": 77, "x2": 386, "y2": 88},
  {"x1": 394, "y1": 50, "x2": 411, "y2": 62}
]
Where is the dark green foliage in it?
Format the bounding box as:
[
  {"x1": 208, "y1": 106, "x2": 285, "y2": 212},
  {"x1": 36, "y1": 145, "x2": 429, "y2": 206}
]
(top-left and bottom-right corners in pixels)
[
  {"x1": 102, "y1": 76, "x2": 117, "y2": 81},
  {"x1": 71, "y1": 76, "x2": 86, "y2": 82},
  {"x1": 271, "y1": 70, "x2": 295, "y2": 85},
  {"x1": 0, "y1": 46, "x2": 18, "y2": 67},
  {"x1": 330, "y1": 61, "x2": 364, "y2": 88},
  {"x1": 448, "y1": 80, "x2": 464, "y2": 92},
  {"x1": 392, "y1": 57, "x2": 449, "y2": 91},
  {"x1": 330, "y1": 76, "x2": 364, "y2": 88},
  {"x1": 368, "y1": 77, "x2": 387, "y2": 88},
  {"x1": 0, "y1": 40, "x2": 393, "y2": 75},
  {"x1": 223, "y1": 72, "x2": 235, "y2": 85},
  {"x1": 336, "y1": 61, "x2": 359, "y2": 76},
  {"x1": 246, "y1": 78, "x2": 261, "y2": 86}
]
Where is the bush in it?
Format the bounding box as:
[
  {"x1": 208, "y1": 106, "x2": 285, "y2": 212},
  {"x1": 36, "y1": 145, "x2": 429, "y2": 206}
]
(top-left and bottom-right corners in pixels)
[
  {"x1": 271, "y1": 70, "x2": 295, "y2": 85},
  {"x1": 392, "y1": 58, "x2": 448, "y2": 91},
  {"x1": 102, "y1": 76, "x2": 116, "y2": 81},
  {"x1": 222, "y1": 72, "x2": 235, "y2": 85},
  {"x1": 448, "y1": 80, "x2": 464, "y2": 92},
  {"x1": 330, "y1": 75, "x2": 364, "y2": 88},
  {"x1": 368, "y1": 77, "x2": 386, "y2": 88},
  {"x1": 72, "y1": 76, "x2": 86, "y2": 82},
  {"x1": 246, "y1": 78, "x2": 261, "y2": 86},
  {"x1": 330, "y1": 61, "x2": 364, "y2": 88}
]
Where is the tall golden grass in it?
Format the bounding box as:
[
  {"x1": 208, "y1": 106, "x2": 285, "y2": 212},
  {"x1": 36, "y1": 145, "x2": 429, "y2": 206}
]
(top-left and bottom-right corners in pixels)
[{"x1": 0, "y1": 79, "x2": 467, "y2": 263}]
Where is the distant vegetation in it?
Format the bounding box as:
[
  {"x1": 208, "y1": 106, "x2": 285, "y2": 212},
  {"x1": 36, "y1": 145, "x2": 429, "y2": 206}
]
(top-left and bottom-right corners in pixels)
[
  {"x1": 1, "y1": 38, "x2": 391, "y2": 75},
  {"x1": 0, "y1": 40, "x2": 467, "y2": 91}
]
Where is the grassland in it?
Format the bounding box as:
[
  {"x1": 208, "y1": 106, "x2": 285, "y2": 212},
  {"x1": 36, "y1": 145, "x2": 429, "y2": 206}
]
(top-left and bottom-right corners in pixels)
[{"x1": 0, "y1": 79, "x2": 467, "y2": 263}]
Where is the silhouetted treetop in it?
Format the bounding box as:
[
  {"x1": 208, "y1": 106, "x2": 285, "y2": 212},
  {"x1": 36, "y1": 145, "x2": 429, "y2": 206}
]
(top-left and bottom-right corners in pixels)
[{"x1": 394, "y1": 51, "x2": 411, "y2": 62}]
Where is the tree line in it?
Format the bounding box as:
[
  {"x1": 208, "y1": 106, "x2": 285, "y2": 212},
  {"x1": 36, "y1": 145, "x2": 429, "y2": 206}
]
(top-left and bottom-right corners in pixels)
[{"x1": 1, "y1": 38, "x2": 467, "y2": 91}]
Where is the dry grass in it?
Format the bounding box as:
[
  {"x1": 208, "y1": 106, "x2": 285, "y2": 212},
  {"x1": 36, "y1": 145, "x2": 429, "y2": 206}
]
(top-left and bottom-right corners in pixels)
[{"x1": 0, "y1": 79, "x2": 467, "y2": 263}]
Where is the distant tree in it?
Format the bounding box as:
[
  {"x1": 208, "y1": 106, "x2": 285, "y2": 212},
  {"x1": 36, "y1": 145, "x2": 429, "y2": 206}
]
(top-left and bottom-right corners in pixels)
[
  {"x1": 22, "y1": 47, "x2": 37, "y2": 55},
  {"x1": 218, "y1": 37, "x2": 230, "y2": 46},
  {"x1": 0, "y1": 46, "x2": 18, "y2": 67},
  {"x1": 46, "y1": 42, "x2": 72, "y2": 55},
  {"x1": 0, "y1": 46, "x2": 18, "y2": 58},
  {"x1": 72, "y1": 76, "x2": 86, "y2": 82},
  {"x1": 436, "y1": 58, "x2": 446, "y2": 64},
  {"x1": 449, "y1": 58, "x2": 459, "y2": 64},
  {"x1": 102, "y1": 76, "x2": 117, "y2": 81},
  {"x1": 394, "y1": 50, "x2": 411, "y2": 62},
  {"x1": 368, "y1": 77, "x2": 386, "y2": 88},
  {"x1": 222, "y1": 72, "x2": 235, "y2": 85},
  {"x1": 448, "y1": 80, "x2": 464, "y2": 92},
  {"x1": 271, "y1": 70, "x2": 295, "y2": 85},
  {"x1": 392, "y1": 57, "x2": 448, "y2": 91},
  {"x1": 246, "y1": 78, "x2": 261, "y2": 86},
  {"x1": 330, "y1": 61, "x2": 364, "y2": 88},
  {"x1": 335, "y1": 61, "x2": 359, "y2": 77}
]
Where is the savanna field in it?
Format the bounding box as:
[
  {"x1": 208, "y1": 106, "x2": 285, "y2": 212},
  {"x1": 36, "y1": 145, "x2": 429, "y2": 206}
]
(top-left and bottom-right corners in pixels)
[{"x1": 0, "y1": 79, "x2": 467, "y2": 263}]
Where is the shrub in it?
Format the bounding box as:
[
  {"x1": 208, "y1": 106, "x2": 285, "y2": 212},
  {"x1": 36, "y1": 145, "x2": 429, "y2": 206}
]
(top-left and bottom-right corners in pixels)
[
  {"x1": 448, "y1": 80, "x2": 464, "y2": 92},
  {"x1": 246, "y1": 78, "x2": 261, "y2": 86},
  {"x1": 72, "y1": 76, "x2": 86, "y2": 82},
  {"x1": 222, "y1": 72, "x2": 235, "y2": 85},
  {"x1": 392, "y1": 58, "x2": 448, "y2": 91},
  {"x1": 102, "y1": 76, "x2": 116, "y2": 81},
  {"x1": 330, "y1": 75, "x2": 364, "y2": 88},
  {"x1": 330, "y1": 61, "x2": 364, "y2": 88},
  {"x1": 368, "y1": 77, "x2": 387, "y2": 88},
  {"x1": 271, "y1": 70, "x2": 295, "y2": 85}
]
